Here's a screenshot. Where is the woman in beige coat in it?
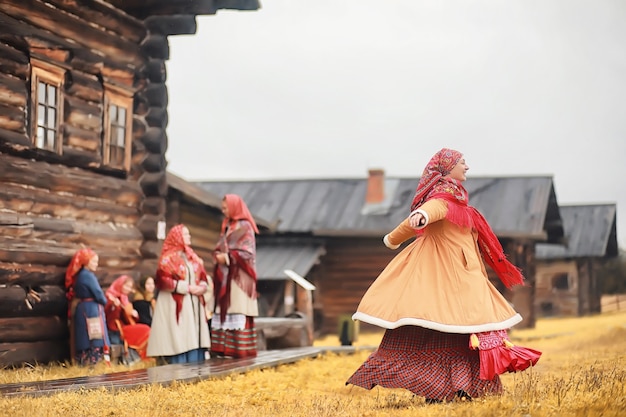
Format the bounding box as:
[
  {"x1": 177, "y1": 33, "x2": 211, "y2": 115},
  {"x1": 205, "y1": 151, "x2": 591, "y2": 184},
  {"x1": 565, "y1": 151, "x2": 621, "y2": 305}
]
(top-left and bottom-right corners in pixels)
[
  {"x1": 147, "y1": 224, "x2": 212, "y2": 364},
  {"x1": 347, "y1": 148, "x2": 540, "y2": 403}
]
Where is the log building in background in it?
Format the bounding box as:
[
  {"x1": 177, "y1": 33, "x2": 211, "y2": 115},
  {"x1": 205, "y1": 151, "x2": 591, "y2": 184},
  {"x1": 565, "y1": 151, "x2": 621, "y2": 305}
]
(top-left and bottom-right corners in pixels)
[
  {"x1": 199, "y1": 171, "x2": 566, "y2": 337},
  {"x1": 0, "y1": 0, "x2": 259, "y2": 366},
  {"x1": 535, "y1": 204, "x2": 618, "y2": 318}
]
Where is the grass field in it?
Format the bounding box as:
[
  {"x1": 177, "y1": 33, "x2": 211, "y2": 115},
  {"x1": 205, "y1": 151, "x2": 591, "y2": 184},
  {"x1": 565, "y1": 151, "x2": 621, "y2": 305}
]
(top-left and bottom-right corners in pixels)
[{"x1": 1, "y1": 311, "x2": 625, "y2": 417}]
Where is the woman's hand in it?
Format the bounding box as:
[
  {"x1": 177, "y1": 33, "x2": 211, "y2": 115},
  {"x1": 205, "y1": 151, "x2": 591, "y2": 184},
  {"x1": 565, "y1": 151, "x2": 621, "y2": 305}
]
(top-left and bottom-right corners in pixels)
[
  {"x1": 189, "y1": 284, "x2": 207, "y2": 296},
  {"x1": 131, "y1": 309, "x2": 139, "y2": 318},
  {"x1": 409, "y1": 212, "x2": 426, "y2": 228},
  {"x1": 108, "y1": 294, "x2": 121, "y2": 307},
  {"x1": 215, "y1": 253, "x2": 229, "y2": 265}
]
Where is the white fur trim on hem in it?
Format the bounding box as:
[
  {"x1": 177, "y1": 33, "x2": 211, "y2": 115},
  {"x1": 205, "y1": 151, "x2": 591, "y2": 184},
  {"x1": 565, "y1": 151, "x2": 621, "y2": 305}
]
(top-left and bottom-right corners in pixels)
[
  {"x1": 383, "y1": 234, "x2": 400, "y2": 250},
  {"x1": 351, "y1": 312, "x2": 523, "y2": 333}
]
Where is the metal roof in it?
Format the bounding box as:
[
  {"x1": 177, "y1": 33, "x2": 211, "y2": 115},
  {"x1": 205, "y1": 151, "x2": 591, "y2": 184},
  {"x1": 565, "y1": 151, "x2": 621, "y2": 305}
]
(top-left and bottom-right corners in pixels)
[
  {"x1": 167, "y1": 172, "x2": 275, "y2": 231},
  {"x1": 536, "y1": 204, "x2": 618, "y2": 259},
  {"x1": 256, "y1": 242, "x2": 326, "y2": 280},
  {"x1": 198, "y1": 175, "x2": 564, "y2": 242}
]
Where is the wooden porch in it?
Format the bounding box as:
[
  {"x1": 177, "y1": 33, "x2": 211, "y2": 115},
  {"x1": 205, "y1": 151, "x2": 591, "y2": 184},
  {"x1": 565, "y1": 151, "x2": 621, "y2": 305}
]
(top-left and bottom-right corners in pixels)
[{"x1": 0, "y1": 345, "x2": 371, "y2": 397}]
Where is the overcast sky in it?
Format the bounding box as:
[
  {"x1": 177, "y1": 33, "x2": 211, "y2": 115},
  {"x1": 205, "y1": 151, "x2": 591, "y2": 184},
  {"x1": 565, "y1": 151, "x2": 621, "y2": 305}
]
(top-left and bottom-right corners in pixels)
[{"x1": 164, "y1": 0, "x2": 626, "y2": 247}]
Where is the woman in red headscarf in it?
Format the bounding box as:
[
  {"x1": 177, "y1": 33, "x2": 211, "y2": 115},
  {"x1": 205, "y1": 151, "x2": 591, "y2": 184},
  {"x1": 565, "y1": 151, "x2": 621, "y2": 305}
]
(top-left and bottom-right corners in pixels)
[
  {"x1": 347, "y1": 148, "x2": 541, "y2": 403},
  {"x1": 146, "y1": 224, "x2": 212, "y2": 364},
  {"x1": 104, "y1": 275, "x2": 151, "y2": 363},
  {"x1": 211, "y1": 194, "x2": 259, "y2": 358},
  {"x1": 65, "y1": 248, "x2": 111, "y2": 366}
]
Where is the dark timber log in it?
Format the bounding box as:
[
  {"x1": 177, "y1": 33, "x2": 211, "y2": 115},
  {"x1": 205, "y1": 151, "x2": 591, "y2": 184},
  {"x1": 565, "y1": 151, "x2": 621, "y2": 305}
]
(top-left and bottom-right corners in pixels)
[
  {"x1": 0, "y1": 41, "x2": 29, "y2": 79},
  {"x1": 145, "y1": 106, "x2": 168, "y2": 129},
  {"x1": 140, "y1": 171, "x2": 168, "y2": 197},
  {"x1": 0, "y1": 72, "x2": 27, "y2": 108},
  {"x1": 0, "y1": 262, "x2": 65, "y2": 286},
  {"x1": 0, "y1": 103, "x2": 26, "y2": 133},
  {"x1": 137, "y1": 214, "x2": 162, "y2": 241},
  {"x1": 0, "y1": 154, "x2": 143, "y2": 205},
  {"x1": 66, "y1": 70, "x2": 103, "y2": 104},
  {"x1": 144, "y1": 59, "x2": 167, "y2": 83},
  {"x1": 101, "y1": 64, "x2": 135, "y2": 88},
  {"x1": 0, "y1": 340, "x2": 68, "y2": 366},
  {"x1": 0, "y1": 316, "x2": 67, "y2": 343},
  {"x1": 134, "y1": 94, "x2": 150, "y2": 116},
  {"x1": 142, "y1": 197, "x2": 167, "y2": 216},
  {"x1": 140, "y1": 127, "x2": 167, "y2": 154},
  {"x1": 0, "y1": 126, "x2": 30, "y2": 147},
  {"x1": 140, "y1": 34, "x2": 169, "y2": 61},
  {"x1": 64, "y1": 95, "x2": 103, "y2": 131},
  {"x1": 142, "y1": 152, "x2": 167, "y2": 173},
  {"x1": 0, "y1": 285, "x2": 66, "y2": 318},
  {"x1": 144, "y1": 83, "x2": 168, "y2": 107},
  {"x1": 44, "y1": 0, "x2": 146, "y2": 43},
  {"x1": 0, "y1": 0, "x2": 143, "y2": 67},
  {"x1": 145, "y1": 15, "x2": 197, "y2": 36},
  {"x1": 140, "y1": 240, "x2": 162, "y2": 259},
  {"x1": 64, "y1": 124, "x2": 101, "y2": 152},
  {"x1": 61, "y1": 146, "x2": 101, "y2": 168},
  {"x1": 0, "y1": 182, "x2": 140, "y2": 224}
]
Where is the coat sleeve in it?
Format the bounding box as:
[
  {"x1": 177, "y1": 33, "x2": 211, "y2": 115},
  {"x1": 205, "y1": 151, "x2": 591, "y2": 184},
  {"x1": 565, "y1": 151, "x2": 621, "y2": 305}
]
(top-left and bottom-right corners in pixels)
[
  {"x1": 383, "y1": 217, "x2": 416, "y2": 249},
  {"x1": 411, "y1": 198, "x2": 448, "y2": 227}
]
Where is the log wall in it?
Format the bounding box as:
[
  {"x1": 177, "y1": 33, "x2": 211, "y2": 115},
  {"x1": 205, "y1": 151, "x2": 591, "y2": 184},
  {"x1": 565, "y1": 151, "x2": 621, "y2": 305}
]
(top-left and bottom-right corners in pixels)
[{"x1": 0, "y1": 1, "x2": 157, "y2": 366}]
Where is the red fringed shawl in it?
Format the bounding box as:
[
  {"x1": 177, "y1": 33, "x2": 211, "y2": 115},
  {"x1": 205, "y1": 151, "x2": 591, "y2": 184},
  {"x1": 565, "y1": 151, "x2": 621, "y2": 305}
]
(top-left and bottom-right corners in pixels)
[{"x1": 418, "y1": 186, "x2": 525, "y2": 289}]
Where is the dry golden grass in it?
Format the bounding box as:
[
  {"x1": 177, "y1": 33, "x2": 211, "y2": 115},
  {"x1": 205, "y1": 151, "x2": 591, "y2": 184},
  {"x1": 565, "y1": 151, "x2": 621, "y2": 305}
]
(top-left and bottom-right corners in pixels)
[{"x1": 1, "y1": 311, "x2": 625, "y2": 417}]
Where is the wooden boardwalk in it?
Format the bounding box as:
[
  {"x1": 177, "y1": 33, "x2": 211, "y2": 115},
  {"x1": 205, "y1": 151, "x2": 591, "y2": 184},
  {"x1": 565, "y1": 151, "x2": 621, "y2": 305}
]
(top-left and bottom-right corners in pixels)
[{"x1": 0, "y1": 346, "x2": 372, "y2": 397}]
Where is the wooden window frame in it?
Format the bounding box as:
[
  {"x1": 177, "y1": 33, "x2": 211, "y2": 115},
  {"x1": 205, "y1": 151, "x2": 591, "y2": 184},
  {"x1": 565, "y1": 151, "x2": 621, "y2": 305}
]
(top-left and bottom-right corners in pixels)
[
  {"x1": 103, "y1": 85, "x2": 133, "y2": 171},
  {"x1": 30, "y1": 59, "x2": 65, "y2": 154}
]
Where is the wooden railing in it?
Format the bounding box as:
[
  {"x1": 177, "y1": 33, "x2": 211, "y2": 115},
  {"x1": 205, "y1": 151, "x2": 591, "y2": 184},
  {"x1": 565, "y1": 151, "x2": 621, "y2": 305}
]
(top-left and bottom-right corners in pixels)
[{"x1": 601, "y1": 294, "x2": 626, "y2": 313}]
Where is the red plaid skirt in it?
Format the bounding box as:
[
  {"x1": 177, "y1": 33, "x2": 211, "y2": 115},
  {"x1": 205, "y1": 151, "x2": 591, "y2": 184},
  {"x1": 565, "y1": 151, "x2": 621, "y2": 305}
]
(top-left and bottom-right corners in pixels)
[
  {"x1": 346, "y1": 326, "x2": 502, "y2": 401},
  {"x1": 211, "y1": 316, "x2": 257, "y2": 359}
]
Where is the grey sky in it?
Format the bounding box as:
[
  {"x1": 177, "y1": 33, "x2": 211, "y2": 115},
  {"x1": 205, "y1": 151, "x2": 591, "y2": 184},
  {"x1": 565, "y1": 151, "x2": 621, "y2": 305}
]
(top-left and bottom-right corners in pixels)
[{"x1": 164, "y1": 0, "x2": 626, "y2": 247}]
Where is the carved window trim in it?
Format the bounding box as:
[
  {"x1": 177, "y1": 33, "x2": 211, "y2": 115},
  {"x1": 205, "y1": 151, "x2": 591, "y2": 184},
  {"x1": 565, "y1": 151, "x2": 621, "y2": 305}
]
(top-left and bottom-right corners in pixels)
[
  {"x1": 103, "y1": 85, "x2": 133, "y2": 171},
  {"x1": 30, "y1": 59, "x2": 65, "y2": 154}
]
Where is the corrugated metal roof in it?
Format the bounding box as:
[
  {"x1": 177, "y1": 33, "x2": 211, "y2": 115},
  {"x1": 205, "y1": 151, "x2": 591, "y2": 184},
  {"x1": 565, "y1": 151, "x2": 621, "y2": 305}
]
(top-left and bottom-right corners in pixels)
[
  {"x1": 256, "y1": 242, "x2": 326, "y2": 280},
  {"x1": 197, "y1": 175, "x2": 563, "y2": 242},
  {"x1": 536, "y1": 204, "x2": 618, "y2": 259}
]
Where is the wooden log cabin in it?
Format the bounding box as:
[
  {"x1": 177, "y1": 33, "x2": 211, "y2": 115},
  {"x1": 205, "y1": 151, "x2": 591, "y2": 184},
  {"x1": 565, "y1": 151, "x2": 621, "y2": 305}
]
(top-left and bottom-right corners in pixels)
[
  {"x1": 535, "y1": 204, "x2": 618, "y2": 317},
  {"x1": 0, "y1": 0, "x2": 259, "y2": 366},
  {"x1": 198, "y1": 170, "x2": 565, "y2": 336}
]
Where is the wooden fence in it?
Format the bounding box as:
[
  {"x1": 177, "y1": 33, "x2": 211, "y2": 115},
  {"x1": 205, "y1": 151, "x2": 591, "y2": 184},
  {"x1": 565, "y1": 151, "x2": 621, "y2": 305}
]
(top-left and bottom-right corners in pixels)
[{"x1": 601, "y1": 294, "x2": 626, "y2": 313}]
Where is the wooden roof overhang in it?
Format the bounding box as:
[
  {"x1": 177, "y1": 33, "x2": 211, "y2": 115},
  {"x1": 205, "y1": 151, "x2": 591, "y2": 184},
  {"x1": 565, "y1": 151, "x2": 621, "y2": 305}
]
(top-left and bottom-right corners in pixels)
[{"x1": 105, "y1": 0, "x2": 260, "y2": 21}]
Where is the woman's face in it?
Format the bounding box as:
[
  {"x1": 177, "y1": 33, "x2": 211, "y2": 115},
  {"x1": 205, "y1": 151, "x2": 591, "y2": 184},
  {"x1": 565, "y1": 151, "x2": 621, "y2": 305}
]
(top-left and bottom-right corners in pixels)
[
  {"x1": 86, "y1": 255, "x2": 99, "y2": 272},
  {"x1": 182, "y1": 227, "x2": 191, "y2": 246},
  {"x1": 448, "y1": 158, "x2": 469, "y2": 182},
  {"x1": 122, "y1": 279, "x2": 134, "y2": 295},
  {"x1": 221, "y1": 199, "x2": 230, "y2": 219},
  {"x1": 144, "y1": 277, "x2": 155, "y2": 294}
]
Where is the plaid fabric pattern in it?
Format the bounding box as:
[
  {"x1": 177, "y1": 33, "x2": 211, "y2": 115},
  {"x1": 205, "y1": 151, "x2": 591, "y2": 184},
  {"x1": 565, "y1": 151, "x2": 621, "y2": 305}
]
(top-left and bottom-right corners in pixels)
[
  {"x1": 346, "y1": 326, "x2": 502, "y2": 401},
  {"x1": 211, "y1": 316, "x2": 257, "y2": 358}
]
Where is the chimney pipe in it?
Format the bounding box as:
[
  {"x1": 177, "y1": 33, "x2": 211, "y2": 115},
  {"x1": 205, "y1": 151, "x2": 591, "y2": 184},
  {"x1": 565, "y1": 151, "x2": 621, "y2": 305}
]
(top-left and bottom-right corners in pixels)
[{"x1": 366, "y1": 169, "x2": 385, "y2": 204}]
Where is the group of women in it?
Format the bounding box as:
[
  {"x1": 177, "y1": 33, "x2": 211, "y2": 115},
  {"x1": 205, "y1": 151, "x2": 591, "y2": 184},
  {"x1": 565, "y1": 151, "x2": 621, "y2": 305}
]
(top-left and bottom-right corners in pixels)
[
  {"x1": 65, "y1": 194, "x2": 260, "y2": 366},
  {"x1": 66, "y1": 148, "x2": 541, "y2": 404}
]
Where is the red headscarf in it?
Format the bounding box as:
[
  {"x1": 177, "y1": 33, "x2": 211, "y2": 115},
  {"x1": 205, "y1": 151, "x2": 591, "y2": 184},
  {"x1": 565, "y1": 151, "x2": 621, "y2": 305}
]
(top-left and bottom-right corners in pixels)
[
  {"x1": 105, "y1": 275, "x2": 134, "y2": 307},
  {"x1": 158, "y1": 224, "x2": 208, "y2": 321},
  {"x1": 410, "y1": 148, "x2": 524, "y2": 289},
  {"x1": 222, "y1": 194, "x2": 259, "y2": 234},
  {"x1": 411, "y1": 148, "x2": 463, "y2": 211},
  {"x1": 65, "y1": 247, "x2": 97, "y2": 317}
]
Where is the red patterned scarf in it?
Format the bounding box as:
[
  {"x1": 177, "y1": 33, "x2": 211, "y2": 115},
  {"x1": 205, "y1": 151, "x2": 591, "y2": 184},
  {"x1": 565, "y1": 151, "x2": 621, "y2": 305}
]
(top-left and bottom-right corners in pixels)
[{"x1": 157, "y1": 224, "x2": 208, "y2": 322}]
